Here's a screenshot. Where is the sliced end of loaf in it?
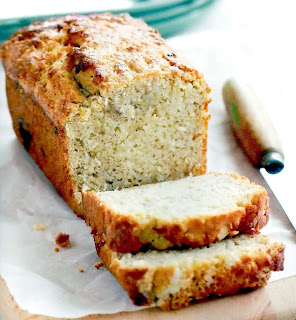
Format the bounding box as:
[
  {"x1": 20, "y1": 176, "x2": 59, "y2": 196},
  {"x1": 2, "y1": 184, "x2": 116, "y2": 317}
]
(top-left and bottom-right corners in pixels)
[{"x1": 66, "y1": 75, "x2": 210, "y2": 194}]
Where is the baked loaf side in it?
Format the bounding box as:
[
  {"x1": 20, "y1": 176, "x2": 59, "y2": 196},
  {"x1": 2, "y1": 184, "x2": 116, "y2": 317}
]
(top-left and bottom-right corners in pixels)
[
  {"x1": 0, "y1": 13, "x2": 211, "y2": 216},
  {"x1": 5, "y1": 75, "x2": 84, "y2": 215},
  {"x1": 95, "y1": 234, "x2": 285, "y2": 310},
  {"x1": 83, "y1": 173, "x2": 270, "y2": 253}
]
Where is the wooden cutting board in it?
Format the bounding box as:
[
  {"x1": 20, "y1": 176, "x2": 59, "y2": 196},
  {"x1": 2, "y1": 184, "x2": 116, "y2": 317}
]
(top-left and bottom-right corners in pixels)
[{"x1": 0, "y1": 276, "x2": 296, "y2": 320}]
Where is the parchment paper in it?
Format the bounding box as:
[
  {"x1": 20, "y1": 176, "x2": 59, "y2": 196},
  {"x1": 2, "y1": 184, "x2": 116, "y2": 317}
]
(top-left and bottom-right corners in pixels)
[{"x1": 0, "y1": 28, "x2": 295, "y2": 318}]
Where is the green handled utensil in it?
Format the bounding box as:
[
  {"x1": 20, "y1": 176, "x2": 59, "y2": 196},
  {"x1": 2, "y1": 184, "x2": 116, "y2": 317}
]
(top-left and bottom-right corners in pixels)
[
  {"x1": 223, "y1": 78, "x2": 295, "y2": 231},
  {"x1": 223, "y1": 78, "x2": 284, "y2": 174}
]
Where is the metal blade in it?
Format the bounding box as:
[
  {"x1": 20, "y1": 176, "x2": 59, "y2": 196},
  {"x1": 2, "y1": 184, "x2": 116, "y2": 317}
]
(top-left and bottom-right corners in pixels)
[{"x1": 260, "y1": 158, "x2": 296, "y2": 231}]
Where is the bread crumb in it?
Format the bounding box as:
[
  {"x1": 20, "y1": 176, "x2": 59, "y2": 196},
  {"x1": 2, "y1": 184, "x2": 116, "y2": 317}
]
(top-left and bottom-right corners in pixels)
[
  {"x1": 78, "y1": 268, "x2": 84, "y2": 273},
  {"x1": 55, "y1": 233, "x2": 71, "y2": 248},
  {"x1": 33, "y1": 223, "x2": 46, "y2": 231},
  {"x1": 54, "y1": 247, "x2": 60, "y2": 252},
  {"x1": 95, "y1": 262, "x2": 106, "y2": 270}
]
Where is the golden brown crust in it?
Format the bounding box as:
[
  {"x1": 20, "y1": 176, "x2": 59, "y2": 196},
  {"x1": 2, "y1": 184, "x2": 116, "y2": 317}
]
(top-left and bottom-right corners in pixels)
[
  {"x1": 237, "y1": 191, "x2": 270, "y2": 233},
  {"x1": 83, "y1": 191, "x2": 143, "y2": 252},
  {"x1": 82, "y1": 185, "x2": 270, "y2": 253},
  {"x1": 5, "y1": 76, "x2": 83, "y2": 216},
  {"x1": 96, "y1": 238, "x2": 285, "y2": 310},
  {"x1": 0, "y1": 13, "x2": 210, "y2": 126},
  {"x1": 1, "y1": 20, "x2": 84, "y2": 126}
]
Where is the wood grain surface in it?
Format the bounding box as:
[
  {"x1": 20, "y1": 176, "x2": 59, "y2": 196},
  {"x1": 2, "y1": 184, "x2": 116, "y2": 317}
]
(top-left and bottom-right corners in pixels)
[{"x1": 0, "y1": 276, "x2": 295, "y2": 320}]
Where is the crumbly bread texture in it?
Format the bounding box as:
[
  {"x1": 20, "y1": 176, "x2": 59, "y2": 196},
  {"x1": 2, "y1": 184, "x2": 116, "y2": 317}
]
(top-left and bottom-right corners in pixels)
[
  {"x1": 95, "y1": 234, "x2": 284, "y2": 310},
  {"x1": 83, "y1": 173, "x2": 269, "y2": 253},
  {"x1": 33, "y1": 223, "x2": 46, "y2": 231},
  {"x1": 0, "y1": 13, "x2": 211, "y2": 217}
]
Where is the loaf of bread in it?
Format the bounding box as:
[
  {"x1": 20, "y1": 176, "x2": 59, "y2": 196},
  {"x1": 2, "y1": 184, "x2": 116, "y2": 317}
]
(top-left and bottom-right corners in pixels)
[
  {"x1": 95, "y1": 234, "x2": 284, "y2": 310},
  {"x1": 0, "y1": 13, "x2": 211, "y2": 217},
  {"x1": 1, "y1": 13, "x2": 284, "y2": 313},
  {"x1": 83, "y1": 172, "x2": 269, "y2": 253}
]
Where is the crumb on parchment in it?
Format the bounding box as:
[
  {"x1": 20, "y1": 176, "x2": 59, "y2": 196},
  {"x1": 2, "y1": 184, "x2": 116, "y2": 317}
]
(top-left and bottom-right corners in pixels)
[
  {"x1": 78, "y1": 268, "x2": 84, "y2": 273},
  {"x1": 54, "y1": 247, "x2": 60, "y2": 252},
  {"x1": 33, "y1": 223, "x2": 46, "y2": 231},
  {"x1": 55, "y1": 233, "x2": 71, "y2": 248},
  {"x1": 95, "y1": 262, "x2": 106, "y2": 270}
]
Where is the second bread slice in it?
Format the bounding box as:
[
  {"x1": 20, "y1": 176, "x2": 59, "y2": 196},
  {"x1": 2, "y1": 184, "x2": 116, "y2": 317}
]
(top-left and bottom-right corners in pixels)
[
  {"x1": 83, "y1": 173, "x2": 269, "y2": 253},
  {"x1": 95, "y1": 234, "x2": 284, "y2": 310}
]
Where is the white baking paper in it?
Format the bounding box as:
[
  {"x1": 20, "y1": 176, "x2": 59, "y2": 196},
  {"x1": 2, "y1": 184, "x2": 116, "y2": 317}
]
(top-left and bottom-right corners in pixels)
[{"x1": 1, "y1": 27, "x2": 296, "y2": 318}]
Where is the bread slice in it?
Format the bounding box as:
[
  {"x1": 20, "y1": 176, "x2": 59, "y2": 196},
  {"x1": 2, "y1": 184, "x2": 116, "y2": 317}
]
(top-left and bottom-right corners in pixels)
[
  {"x1": 83, "y1": 173, "x2": 269, "y2": 253},
  {"x1": 0, "y1": 13, "x2": 210, "y2": 217},
  {"x1": 95, "y1": 234, "x2": 284, "y2": 310}
]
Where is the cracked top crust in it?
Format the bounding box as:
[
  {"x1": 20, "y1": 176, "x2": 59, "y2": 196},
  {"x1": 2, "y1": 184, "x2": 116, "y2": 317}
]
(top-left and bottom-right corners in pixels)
[{"x1": 0, "y1": 13, "x2": 209, "y2": 126}]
